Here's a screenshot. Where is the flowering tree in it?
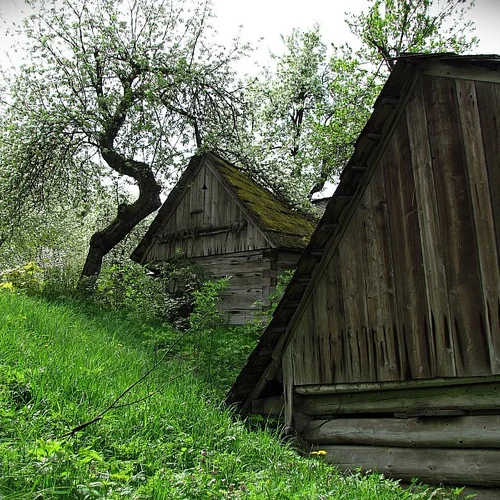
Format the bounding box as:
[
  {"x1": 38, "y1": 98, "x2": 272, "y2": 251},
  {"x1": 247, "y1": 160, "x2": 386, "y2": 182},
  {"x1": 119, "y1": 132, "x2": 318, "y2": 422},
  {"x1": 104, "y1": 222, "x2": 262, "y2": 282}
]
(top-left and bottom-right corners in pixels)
[
  {"x1": 244, "y1": 0, "x2": 478, "y2": 203},
  {"x1": 0, "y1": 0, "x2": 247, "y2": 286}
]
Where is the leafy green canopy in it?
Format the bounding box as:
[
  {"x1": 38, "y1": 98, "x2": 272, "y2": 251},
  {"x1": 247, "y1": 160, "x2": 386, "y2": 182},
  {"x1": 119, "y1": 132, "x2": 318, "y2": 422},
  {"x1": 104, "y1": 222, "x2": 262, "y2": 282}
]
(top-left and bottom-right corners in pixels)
[
  {"x1": 238, "y1": 28, "x2": 378, "y2": 202},
  {"x1": 0, "y1": 0, "x2": 248, "y2": 280},
  {"x1": 242, "y1": 0, "x2": 477, "y2": 203},
  {"x1": 347, "y1": 0, "x2": 478, "y2": 72}
]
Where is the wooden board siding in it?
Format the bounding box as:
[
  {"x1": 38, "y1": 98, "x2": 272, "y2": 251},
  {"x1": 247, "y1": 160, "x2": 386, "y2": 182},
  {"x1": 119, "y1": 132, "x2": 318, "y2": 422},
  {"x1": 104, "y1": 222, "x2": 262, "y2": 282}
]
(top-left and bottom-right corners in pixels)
[
  {"x1": 359, "y1": 170, "x2": 402, "y2": 382},
  {"x1": 195, "y1": 250, "x2": 272, "y2": 324},
  {"x1": 286, "y1": 74, "x2": 500, "y2": 385},
  {"x1": 146, "y1": 161, "x2": 268, "y2": 261},
  {"x1": 423, "y1": 76, "x2": 492, "y2": 376},
  {"x1": 193, "y1": 249, "x2": 301, "y2": 325},
  {"x1": 457, "y1": 79, "x2": 500, "y2": 372},
  {"x1": 405, "y1": 79, "x2": 456, "y2": 378},
  {"x1": 382, "y1": 119, "x2": 431, "y2": 379}
]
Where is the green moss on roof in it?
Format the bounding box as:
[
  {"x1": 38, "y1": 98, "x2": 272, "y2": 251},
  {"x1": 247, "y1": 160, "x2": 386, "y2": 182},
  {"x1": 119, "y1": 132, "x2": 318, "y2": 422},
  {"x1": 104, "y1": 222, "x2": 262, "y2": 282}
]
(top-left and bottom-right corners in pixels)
[{"x1": 211, "y1": 155, "x2": 316, "y2": 249}]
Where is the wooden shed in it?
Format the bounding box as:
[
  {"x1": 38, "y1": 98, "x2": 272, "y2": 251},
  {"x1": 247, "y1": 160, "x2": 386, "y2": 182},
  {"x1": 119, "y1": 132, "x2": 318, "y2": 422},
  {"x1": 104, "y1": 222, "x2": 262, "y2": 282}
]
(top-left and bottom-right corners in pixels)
[
  {"x1": 227, "y1": 54, "x2": 500, "y2": 487},
  {"x1": 131, "y1": 152, "x2": 316, "y2": 324}
]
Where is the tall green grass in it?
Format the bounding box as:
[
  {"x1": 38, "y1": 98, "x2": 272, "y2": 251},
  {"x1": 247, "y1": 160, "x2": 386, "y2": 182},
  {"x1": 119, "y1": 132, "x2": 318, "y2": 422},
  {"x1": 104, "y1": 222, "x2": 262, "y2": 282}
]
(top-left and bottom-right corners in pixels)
[{"x1": 0, "y1": 292, "x2": 452, "y2": 499}]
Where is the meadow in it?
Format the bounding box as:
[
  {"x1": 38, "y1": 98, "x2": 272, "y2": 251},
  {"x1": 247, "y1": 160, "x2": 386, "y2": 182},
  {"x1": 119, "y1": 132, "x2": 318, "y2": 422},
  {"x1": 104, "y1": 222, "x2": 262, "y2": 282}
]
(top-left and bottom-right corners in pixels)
[{"x1": 0, "y1": 291, "x2": 464, "y2": 499}]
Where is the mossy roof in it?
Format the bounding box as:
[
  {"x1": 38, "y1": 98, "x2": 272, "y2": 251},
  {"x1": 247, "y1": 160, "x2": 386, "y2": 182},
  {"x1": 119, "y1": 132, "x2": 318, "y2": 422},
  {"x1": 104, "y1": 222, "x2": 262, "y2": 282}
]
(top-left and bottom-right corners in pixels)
[
  {"x1": 209, "y1": 154, "x2": 316, "y2": 249},
  {"x1": 131, "y1": 152, "x2": 316, "y2": 263}
]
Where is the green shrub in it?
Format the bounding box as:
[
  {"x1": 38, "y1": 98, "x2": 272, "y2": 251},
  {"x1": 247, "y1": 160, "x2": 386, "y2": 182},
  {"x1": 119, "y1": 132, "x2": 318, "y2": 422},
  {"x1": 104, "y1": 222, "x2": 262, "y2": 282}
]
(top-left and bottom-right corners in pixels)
[
  {"x1": 149, "y1": 252, "x2": 204, "y2": 328},
  {"x1": 0, "y1": 261, "x2": 44, "y2": 294},
  {"x1": 93, "y1": 252, "x2": 204, "y2": 325}
]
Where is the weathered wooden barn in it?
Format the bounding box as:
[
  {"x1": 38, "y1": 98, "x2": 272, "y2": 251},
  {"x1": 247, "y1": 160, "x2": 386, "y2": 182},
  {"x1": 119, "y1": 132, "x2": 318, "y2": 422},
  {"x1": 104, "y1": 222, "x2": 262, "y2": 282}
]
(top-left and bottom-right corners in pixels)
[
  {"x1": 131, "y1": 152, "x2": 316, "y2": 324},
  {"x1": 227, "y1": 54, "x2": 500, "y2": 487}
]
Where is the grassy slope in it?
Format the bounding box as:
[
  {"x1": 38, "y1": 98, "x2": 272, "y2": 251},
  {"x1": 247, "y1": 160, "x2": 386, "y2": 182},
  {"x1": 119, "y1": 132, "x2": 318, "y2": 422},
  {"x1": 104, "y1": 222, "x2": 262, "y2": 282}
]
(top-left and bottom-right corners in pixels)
[{"x1": 0, "y1": 292, "x2": 437, "y2": 499}]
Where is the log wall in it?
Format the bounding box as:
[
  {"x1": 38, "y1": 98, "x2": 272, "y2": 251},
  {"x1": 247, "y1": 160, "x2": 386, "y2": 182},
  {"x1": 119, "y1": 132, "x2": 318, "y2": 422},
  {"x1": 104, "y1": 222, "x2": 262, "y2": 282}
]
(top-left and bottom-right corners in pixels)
[
  {"x1": 288, "y1": 75, "x2": 500, "y2": 385},
  {"x1": 296, "y1": 381, "x2": 500, "y2": 487},
  {"x1": 194, "y1": 250, "x2": 301, "y2": 325}
]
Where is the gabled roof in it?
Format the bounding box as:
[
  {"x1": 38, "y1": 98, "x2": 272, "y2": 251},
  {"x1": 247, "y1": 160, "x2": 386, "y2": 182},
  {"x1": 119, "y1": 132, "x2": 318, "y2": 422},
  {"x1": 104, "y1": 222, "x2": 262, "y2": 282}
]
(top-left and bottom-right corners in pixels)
[
  {"x1": 131, "y1": 152, "x2": 316, "y2": 264},
  {"x1": 226, "y1": 53, "x2": 500, "y2": 413}
]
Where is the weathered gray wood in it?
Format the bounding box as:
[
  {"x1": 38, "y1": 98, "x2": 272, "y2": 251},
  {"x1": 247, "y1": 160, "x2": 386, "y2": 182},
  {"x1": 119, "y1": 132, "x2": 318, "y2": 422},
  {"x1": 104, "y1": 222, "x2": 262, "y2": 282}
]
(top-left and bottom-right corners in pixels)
[
  {"x1": 339, "y1": 209, "x2": 372, "y2": 382},
  {"x1": 312, "y1": 259, "x2": 334, "y2": 383},
  {"x1": 383, "y1": 117, "x2": 430, "y2": 379},
  {"x1": 294, "y1": 382, "x2": 500, "y2": 416},
  {"x1": 251, "y1": 395, "x2": 283, "y2": 415},
  {"x1": 422, "y1": 75, "x2": 491, "y2": 376},
  {"x1": 294, "y1": 375, "x2": 500, "y2": 394},
  {"x1": 421, "y1": 60, "x2": 500, "y2": 84},
  {"x1": 476, "y1": 82, "x2": 500, "y2": 285},
  {"x1": 282, "y1": 346, "x2": 294, "y2": 428},
  {"x1": 406, "y1": 78, "x2": 455, "y2": 377},
  {"x1": 359, "y1": 167, "x2": 401, "y2": 381},
  {"x1": 456, "y1": 78, "x2": 500, "y2": 374},
  {"x1": 316, "y1": 445, "x2": 500, "y2": 486},
  {"x1": 303, "y1": 415, "x2": 500, "y2": 448}
]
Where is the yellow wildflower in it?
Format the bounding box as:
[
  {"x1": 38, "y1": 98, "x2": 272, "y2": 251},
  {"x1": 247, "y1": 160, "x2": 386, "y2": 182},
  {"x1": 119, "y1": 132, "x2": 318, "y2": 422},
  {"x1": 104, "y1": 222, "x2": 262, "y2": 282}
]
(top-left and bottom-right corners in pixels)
[{"x1": 310, "y1": 450, "x2": 327, "y2": 456}]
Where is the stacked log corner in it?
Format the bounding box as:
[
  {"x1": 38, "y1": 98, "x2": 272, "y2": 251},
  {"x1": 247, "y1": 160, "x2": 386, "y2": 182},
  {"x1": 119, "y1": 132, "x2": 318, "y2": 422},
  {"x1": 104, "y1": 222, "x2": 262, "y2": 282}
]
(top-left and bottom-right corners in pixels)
[{"x1": 296, "y1": 380, "x2": 500, "y2": 487}]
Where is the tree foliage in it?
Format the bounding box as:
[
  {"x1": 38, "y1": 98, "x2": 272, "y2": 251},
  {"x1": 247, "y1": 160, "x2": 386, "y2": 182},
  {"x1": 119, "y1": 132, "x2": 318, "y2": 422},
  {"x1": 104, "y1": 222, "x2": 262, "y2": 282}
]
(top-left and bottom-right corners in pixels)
[
  {"x1": 243, "y1": 0, "x2": 478, "y2": 202},
  {"x1": 0, "y1": 0, "x2": 248, "y2": 284},
  {"x1": 346, "y1": 0, "x2": 478, "y2": 72},
  {"x1": 239, "y1": 28, "x2": 377, "y2": 202}
]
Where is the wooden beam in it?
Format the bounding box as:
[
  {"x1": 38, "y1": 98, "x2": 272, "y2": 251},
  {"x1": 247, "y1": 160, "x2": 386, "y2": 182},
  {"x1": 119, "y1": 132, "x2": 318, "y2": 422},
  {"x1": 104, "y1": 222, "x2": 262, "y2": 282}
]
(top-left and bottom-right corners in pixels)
[
  {"x1": 294, "y1": 382, "x2": 500, "y2": 416},
  {"x1": 294, "y1": 375, "x2": 500, "y2": 395},
  {"x1": 421, "y1": 60, "x2": 500, "y2": 85},
  {"x1": 315, "y1": 445, "x2": 500, "y2": 486},
  {"x1": 302, "y1": 415, "x2": 500, "y2": 448}
]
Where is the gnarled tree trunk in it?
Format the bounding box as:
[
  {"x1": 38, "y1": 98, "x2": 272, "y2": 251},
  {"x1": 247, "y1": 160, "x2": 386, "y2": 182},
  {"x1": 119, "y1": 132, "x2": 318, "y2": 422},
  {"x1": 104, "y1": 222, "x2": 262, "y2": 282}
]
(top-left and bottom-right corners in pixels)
[{"x1": 78, "y1": 127, "x2": 162, "y2": 290}]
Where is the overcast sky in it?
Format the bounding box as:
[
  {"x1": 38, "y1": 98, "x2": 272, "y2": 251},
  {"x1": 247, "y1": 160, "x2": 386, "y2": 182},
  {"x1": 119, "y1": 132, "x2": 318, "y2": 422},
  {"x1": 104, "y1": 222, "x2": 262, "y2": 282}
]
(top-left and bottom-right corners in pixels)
[
  {"x1": 213, "y1": 0, "x2": 500, "y2": 55},
  {"x1": 1, "y1": 0, "x2": 499, "y2": 71}
]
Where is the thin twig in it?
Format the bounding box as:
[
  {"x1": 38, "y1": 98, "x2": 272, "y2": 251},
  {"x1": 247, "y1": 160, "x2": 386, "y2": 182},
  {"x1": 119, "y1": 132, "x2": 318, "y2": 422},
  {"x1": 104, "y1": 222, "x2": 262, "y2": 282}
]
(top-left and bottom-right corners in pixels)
[{"x1": 60, "y1": 329, "x2": 192, "y2": 438}]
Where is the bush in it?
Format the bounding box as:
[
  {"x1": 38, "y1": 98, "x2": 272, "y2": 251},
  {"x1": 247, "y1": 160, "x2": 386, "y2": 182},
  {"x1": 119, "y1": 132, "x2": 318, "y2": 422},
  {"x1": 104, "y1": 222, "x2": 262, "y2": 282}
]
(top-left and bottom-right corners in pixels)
[
  {"x1": 149, "y1": 252, "x2": 204, "y2": 328},
  {"x1": 93, "y1": 253, "x2": 204, "y2": 325},
  {"x1": 0, "y1": 261, "x2": 44, "y2": 294}
]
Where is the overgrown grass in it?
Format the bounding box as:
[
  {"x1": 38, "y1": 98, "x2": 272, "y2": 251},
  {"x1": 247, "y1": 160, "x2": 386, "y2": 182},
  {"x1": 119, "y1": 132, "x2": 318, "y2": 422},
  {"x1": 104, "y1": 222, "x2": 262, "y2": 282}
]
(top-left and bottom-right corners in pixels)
[{"x1": 0, "y1": 292, "x2": 455, "y2": 499}]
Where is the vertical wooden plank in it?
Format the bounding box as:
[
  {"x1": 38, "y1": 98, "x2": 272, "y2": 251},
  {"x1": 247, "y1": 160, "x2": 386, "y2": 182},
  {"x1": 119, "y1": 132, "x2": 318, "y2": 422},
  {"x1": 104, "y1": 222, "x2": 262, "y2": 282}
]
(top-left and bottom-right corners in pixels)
[
  {"x1": 282, "y1": 345, "x2": 294, "y2": 429},
  {"x1": 456, "y1": 78, "x2": 500, "y2": 373},
  {"x1": 325, "y1": 250, "x2": 347, "y2": 384},
  {"x1": 422, "y1": 76, "x2": 490, "y2": 376},
  {"x1": 476, "y1": 82, "x2": 500, "y2": 373},
  {"x1": 405, "y1": 79, "x2": 456, "y2": 377},
  {"x1": 339, "y1": 209, "x2": 373, "y2": 382},
  {"x1": 360, "y1": 168, "x2": 402, "y2": 381},
  {"x1": 292, "y1": 307, "x2": 320, "y2": 385},
  {"x1": 383, "y1": 117, "x2": 431, "y2": 379},
  {"x1": 312, "y1": 267, "x2": 335, "y2": 384}
]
